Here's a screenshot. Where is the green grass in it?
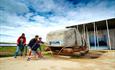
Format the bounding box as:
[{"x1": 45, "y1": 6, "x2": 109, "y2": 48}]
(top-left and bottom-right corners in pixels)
[
  {"x1": 0, "y1": 46, "x2": 16, "y2": 52},
  {"x1": 0, "y1": 46, "x2": 16, "y2": 57},
  {"x1": 0, "y1": 45, "x2": 49, "y2": 58}
]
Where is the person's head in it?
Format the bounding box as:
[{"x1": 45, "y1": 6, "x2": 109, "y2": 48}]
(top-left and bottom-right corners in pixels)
[
  {"x1": 35, "y1": 35, "x2": 39, "y2": 40},
  {"x1": 39, "y1": 37, "x2": 42, "y2": 39},
  {"x1": 21, "y1": 33, "x2": 25, "y2": 37},
  {"x1": 39, "y1": 37, "x2": 42, "y2": 41}
]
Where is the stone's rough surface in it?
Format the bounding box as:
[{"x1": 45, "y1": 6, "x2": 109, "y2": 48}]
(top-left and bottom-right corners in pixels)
[
  {"x1": 47, "y1": 28, "x2": 83, "y2": 47},
  {"x1": 75, "y1": 28, "x2": 82, "y2": 46}
]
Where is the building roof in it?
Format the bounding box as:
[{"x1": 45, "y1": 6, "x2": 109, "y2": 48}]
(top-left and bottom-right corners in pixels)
[{"x1": 66, "y1": 18, "x2": 115, "y2": 31}]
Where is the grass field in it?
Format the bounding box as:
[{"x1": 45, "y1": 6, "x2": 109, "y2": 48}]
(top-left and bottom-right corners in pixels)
[
  {"x1": 0, "y1": 46, "x2": 16, "y2": 57},
  {"x1": 0, "y1": 44, "x2": 47, "y2": 57}
]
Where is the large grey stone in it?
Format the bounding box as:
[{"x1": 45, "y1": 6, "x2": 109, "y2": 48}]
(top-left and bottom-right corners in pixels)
[{"x1": 46, "y1": 28, "x2": 82, "y2": 47}]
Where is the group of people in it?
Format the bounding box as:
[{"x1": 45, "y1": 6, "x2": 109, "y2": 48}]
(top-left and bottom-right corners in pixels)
[{"x1": 14, "y1": 33, "x2": 44, "y2": 61}]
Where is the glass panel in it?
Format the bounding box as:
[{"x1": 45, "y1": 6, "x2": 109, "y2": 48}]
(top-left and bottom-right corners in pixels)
[{"x1": 89, "y1": 32, "x2": 109, "y2": 50}]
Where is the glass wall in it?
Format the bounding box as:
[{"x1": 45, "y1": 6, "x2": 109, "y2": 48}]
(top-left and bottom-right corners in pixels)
[{"x1": 89, "y1": 31, "x2": 109, "y2": 50}]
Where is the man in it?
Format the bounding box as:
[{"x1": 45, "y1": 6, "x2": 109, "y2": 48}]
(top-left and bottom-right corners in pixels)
[
  {"x1": 14, "y1": 33, "x2": 26, "y2": 58},
  {"x1": 27, "y1": 35, "x2": 44, "y2": 61}
]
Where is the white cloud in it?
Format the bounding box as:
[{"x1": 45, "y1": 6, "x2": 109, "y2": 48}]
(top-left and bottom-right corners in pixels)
[
  {"x1": 32, "y1": 15, "x2": 47, "y2": 23},
  {"x1": 0, "y1": 0, "x2": 115, "y2": 43},
  {"x1": 0, "y1": 0, "x2": 29, "y2": 14}
]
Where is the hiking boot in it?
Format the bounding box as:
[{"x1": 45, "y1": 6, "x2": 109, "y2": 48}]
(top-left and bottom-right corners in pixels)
[
  {"x1": 14, "y1": 56, "x2": 17, "y2": 58},
  {"x1": 20, "y1": 54, "x2": 23, "y2": 56}
]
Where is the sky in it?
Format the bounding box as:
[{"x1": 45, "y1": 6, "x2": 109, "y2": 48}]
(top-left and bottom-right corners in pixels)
[{"x1": 0, "y1": 0, "x2": 115, "y2": 43}]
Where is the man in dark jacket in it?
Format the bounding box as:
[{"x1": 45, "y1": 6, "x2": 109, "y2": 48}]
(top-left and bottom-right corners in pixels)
[
  {"x1": 14, "y1": 33, "x2": 26, "y2": 58},
  {"x1": 27, "y1": 35, "x2": 44, "y2": 61}
]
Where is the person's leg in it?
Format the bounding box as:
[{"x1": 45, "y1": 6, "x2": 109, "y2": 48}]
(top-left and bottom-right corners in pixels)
[
  {"x1": 27, "y1": 50, "x2": 37, "y2": 61},
  {"x1": 33, "y1": 51, "x2": 37, "y2": 59},
  {"x1": 24, "y1": 46, "x2": 27, "y2": 56},
  {"x1": 39, "y1": 51, "x2": 43, "y2": 57},
  {"x1": 36, "y1": 51, "x2": 39, "y2": 57},
  {"x1": 27, "y1": 48, "x2": 32, "y2": 61},
  {"x1": 20, "y1": 46, "x2": 24, "y2": 56},
  {"x1": 36, "y1": 50, "x2": 43, "y2": 58},
  {"x1": 14, "y1": 46, "x2": 19, "y2": 58},
  {"x1": 28, "y1": 48, "x2": 32, "y2": 56},
  {"x1": 38, "y1": 48, "x2": 43, "y2": 58}
]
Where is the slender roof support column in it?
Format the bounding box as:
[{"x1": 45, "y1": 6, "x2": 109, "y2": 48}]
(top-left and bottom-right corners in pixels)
[
  {"x1": 94, "y1": 22, "x2": 96, "y2": 50},
  {"x1": 83, "y1": 24, "x2": 86, "y2": 39},
  {"x1": 83, "y1": 24, "x2": 86, "y2": 46},
  {"x1": 96, "y1": 26, "x2": 99, "y2": 48},
  {"x1": 106, "y1": 20, "x2": 111, "y2": 50},
  {"x1": 77, "y1": 25, "x2": 78, "y2": 31}
]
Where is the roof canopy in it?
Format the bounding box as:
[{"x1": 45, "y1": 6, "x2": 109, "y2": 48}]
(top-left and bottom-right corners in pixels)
[{"x1": 66, "y1": 18, "x2": 115, "y2": 31}]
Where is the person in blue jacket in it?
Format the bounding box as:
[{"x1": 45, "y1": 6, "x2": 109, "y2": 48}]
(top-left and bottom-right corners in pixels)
[{"x1": 27, "y1": 35, "x2": 44, "y2": 61}]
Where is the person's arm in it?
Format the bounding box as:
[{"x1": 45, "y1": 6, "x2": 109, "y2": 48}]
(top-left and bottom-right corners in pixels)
[
  {"x1": 17, "y1": 37, "x2": 20, "y2": 45},
  {"x1": 23, "y1": 37, "x2": 26, "y2": 46},
  {"x1": 39, "y1": 41, "x2": 44, "y2": 44},
  {"x1": 28, "y1": 39, "x2": 33, "y2": 49},
  {"x1": 41, "y1": 41, "x2": 44, "y2": 44}
]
